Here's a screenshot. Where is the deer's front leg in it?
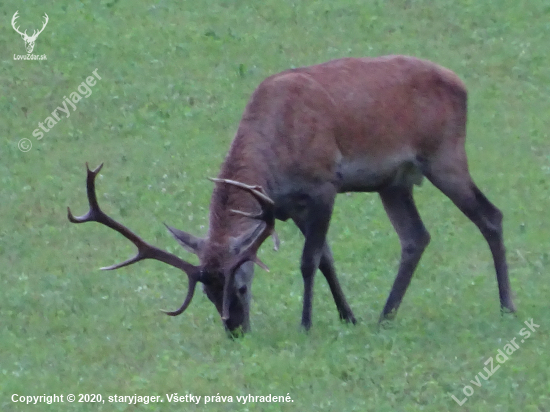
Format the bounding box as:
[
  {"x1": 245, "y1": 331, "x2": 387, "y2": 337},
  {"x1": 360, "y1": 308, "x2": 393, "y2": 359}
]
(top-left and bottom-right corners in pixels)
[
  {"x1": 295, "y1": 185, "x2": 336, "y2": 330},
  {"x1": 292, "y1": 217, "x2": 356, "y2": 325}
]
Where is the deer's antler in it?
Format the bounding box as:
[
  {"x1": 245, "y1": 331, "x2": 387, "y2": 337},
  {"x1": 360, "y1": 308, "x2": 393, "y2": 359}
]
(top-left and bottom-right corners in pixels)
[
  {"x1": 208, "y1": 177, "x2": 279, "y2": 250},
  {"x1": 68, "y1": 163, "x2": 201, "y2": 316}
]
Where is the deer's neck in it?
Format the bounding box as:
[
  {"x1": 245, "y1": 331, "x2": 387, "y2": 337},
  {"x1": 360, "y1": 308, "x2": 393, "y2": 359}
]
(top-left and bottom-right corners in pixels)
[{"x1": 207, "y1": 126, "x2": 272, "y2": 245}]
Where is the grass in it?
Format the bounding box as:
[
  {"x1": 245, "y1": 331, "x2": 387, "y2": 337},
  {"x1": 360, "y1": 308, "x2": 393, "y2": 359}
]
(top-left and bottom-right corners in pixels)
[{"x1": 1, "y1": 0, "x2": 550, "y2": 410}]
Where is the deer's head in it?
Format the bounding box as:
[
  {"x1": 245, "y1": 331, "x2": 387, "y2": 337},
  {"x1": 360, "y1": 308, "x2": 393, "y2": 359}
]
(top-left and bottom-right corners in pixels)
[
  {"x1": 68, "y1": 164, "x2": 277, "y2": 336},
  {"x1": 12, "y1": 11, "x2": 48, "y2": 54}
]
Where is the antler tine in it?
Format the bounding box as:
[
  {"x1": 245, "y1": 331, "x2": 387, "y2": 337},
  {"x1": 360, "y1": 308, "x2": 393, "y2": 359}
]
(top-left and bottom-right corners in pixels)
[
  {"x1": 68, "y1": 163, "x2": 201, "y2": 316},
  {"x1": 209, "y1": 177, "x2": 276, "y2": 228},
  {"x1": 208, "y1": 177, "x2": 275, "y2": 206},
  {"x1": 229, "y1": 208, "x2": 263, "y2": 219},
  {"x1": 161, "y1": 276, "x2": 199, "y2": 316},
  {"x1": 271, "y1": 230, "x2": 280, "y2": 251},
  {"x1": 67, "y1": 162, "x2": 103, "y2": 223}
]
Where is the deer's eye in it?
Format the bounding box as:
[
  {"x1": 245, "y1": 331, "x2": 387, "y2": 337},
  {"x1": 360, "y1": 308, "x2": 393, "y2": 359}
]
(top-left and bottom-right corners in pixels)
[{"x1": 238, "y1": 285, "x2": 248, "y2": 295}]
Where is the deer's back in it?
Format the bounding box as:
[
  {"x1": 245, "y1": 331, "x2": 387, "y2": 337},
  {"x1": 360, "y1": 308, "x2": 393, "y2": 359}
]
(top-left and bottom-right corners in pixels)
[{"x1": 234, "y1": 55, "x2": 467, "y2": 195}]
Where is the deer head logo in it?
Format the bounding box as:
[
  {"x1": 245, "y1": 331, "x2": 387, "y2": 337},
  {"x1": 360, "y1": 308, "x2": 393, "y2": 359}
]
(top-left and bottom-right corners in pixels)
[{"x1": 12, "y1": 11, "x2": 49, "y2": 54}]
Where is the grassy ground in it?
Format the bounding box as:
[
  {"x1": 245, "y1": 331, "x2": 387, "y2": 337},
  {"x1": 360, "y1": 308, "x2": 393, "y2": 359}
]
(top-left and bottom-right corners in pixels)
[{"x1": 2, "y1": 0, "x2": 549, "y2": 411}]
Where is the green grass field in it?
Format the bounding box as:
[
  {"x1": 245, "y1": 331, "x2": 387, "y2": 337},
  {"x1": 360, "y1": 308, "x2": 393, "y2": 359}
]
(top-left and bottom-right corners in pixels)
[{"x1": 2, "y1": 0, "x2": 549, "y2": 410}]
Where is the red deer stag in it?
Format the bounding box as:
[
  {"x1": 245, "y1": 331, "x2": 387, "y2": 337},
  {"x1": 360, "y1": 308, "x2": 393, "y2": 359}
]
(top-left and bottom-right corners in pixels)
[{"x1": 68, "y1": 55, "x2": 515, "y2": 335}]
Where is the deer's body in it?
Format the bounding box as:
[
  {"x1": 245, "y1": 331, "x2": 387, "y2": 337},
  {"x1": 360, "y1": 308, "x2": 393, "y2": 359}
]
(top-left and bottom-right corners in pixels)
[
  {"x1": 216, "y1": 56, "x2": 465, "y2": 209},
  {"x1": 69, "y1": 55, "x2": 515, "y2": 335}
]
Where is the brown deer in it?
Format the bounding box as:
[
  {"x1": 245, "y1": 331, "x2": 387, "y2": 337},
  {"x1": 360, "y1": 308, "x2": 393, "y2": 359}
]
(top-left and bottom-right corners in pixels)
[{"x1": 68, "y1": 55, "x2": 515, "y2": 335}]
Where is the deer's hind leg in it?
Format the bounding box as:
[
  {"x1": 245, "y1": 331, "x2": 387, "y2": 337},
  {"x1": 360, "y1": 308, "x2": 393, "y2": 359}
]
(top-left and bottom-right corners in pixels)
[
  {"x1": 420, "y1": 148, "x2": 515, "y2": 313},
  {"x1": 379, "y1": 185, "x2": 431, "y2": 322}
]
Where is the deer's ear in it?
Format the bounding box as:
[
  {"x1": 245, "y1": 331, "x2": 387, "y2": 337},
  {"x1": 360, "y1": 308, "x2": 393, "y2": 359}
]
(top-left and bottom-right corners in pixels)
[
  {"x1": 165, "y1": 224, "x2": 204, "y2": 255},
  {"x1": 229, "y1": 223, "x2": 265, "y2": 257}
]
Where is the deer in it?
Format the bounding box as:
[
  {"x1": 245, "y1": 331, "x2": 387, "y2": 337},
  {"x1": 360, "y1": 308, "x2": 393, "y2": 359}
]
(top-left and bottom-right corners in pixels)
[
  {"x1": 68, "y1": 55, "x2": 516, "y2": 336},
  {"x1": 11, "y1": 11, "x2": 49, "y2": 54}
]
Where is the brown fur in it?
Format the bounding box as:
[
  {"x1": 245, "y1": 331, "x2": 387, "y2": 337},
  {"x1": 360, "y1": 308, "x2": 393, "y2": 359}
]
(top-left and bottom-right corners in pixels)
[
  {"x1": 203, "y1": 54, "x2": 514, "y2": 331},
  {"x1": 208, "y1": 54, "x2": 468, "y2": 243}
]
